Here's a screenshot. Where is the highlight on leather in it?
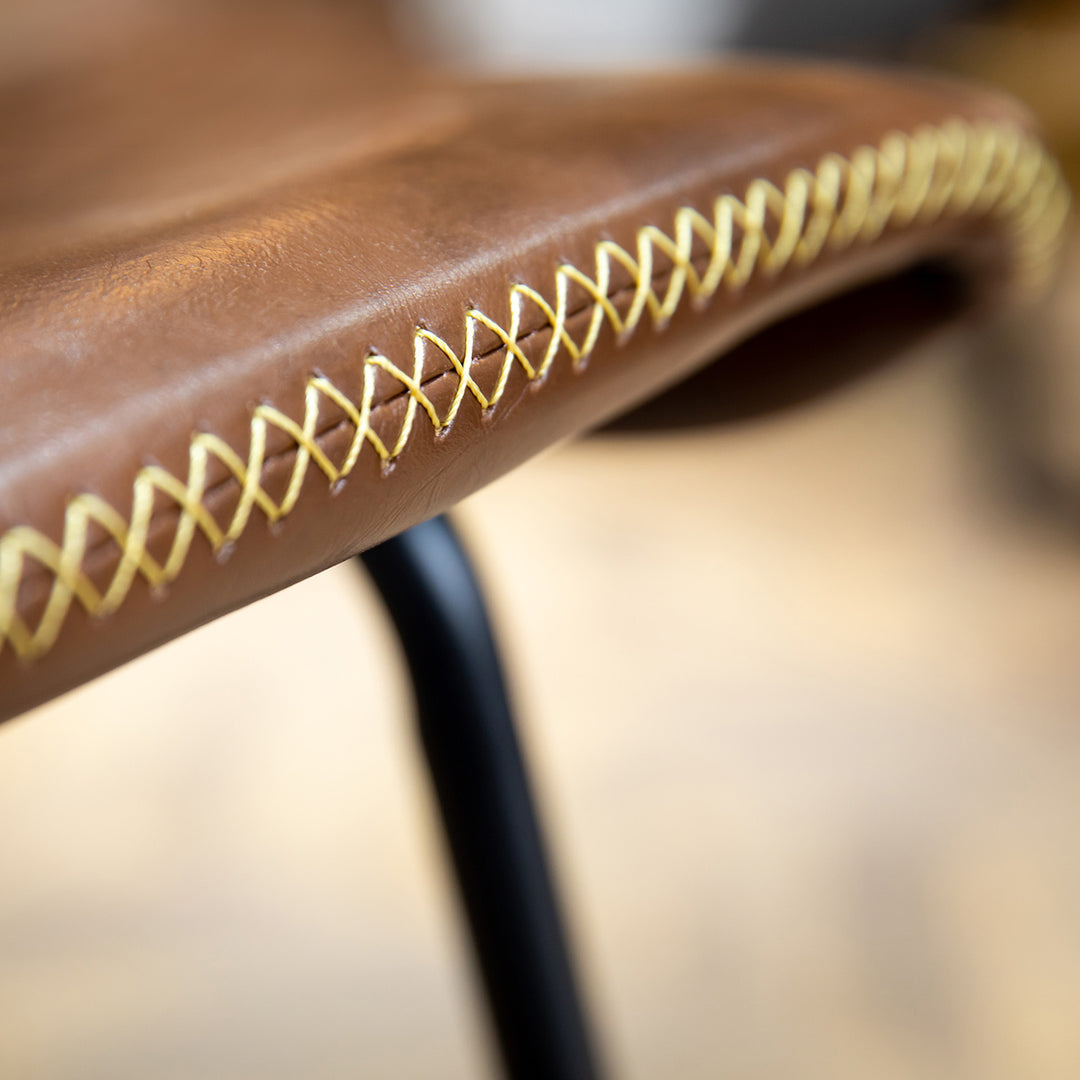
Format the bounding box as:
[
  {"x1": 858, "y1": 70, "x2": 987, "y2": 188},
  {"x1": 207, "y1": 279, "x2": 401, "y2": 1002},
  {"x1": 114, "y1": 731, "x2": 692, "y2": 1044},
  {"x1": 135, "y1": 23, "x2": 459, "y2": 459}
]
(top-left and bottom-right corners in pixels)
[{"x1": 0, "y1": 116, "x2": 1068, "y2": 663}]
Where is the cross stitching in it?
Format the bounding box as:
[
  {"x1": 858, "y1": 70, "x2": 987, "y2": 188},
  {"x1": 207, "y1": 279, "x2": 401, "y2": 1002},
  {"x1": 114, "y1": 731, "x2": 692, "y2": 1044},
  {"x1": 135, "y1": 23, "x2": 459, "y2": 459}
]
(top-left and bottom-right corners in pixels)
[{"x1": 0, "y1": 117, "x2": 1068, "y2": 661}]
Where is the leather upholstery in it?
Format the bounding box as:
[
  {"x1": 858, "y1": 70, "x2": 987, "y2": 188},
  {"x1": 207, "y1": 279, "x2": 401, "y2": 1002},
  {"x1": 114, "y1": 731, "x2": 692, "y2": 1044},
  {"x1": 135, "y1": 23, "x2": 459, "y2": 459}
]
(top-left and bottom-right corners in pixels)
[{"x1": 0, "y1": 3, "x2": 1067, "y2": 718}]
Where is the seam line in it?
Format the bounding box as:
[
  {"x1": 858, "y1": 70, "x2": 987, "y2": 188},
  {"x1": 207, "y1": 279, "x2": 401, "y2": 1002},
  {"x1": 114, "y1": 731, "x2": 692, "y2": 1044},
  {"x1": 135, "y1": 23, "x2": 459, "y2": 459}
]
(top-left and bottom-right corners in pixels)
[{"x1": 0, "y1": 116, "x2": 1068, "y2": 661}]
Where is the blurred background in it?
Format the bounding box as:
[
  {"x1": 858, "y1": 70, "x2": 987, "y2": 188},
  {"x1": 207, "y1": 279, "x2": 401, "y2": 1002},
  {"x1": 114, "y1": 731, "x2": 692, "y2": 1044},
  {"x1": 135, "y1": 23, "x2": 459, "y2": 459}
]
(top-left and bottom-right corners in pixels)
[{"x1": 2, "y1": 0, "x2": 1080, "y2": 1077}]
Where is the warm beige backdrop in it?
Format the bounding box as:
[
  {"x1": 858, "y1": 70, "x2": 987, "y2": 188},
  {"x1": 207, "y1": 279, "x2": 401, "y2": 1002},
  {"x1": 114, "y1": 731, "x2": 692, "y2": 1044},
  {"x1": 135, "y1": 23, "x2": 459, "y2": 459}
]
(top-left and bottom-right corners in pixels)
[{"x1": 2, "y1": 246, "x2": 1080, "y2": 1079}]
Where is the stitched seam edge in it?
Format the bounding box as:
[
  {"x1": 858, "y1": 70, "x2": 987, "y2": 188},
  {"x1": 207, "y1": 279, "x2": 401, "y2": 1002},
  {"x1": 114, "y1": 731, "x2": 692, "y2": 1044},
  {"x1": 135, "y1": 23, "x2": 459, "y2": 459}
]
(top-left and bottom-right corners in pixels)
[
  {"x1": 27, "y1": 254, "x2": 699, "y2": 594},
  {"x1": 0, "y1": 116, "x2": 1069, "y2": 660}
]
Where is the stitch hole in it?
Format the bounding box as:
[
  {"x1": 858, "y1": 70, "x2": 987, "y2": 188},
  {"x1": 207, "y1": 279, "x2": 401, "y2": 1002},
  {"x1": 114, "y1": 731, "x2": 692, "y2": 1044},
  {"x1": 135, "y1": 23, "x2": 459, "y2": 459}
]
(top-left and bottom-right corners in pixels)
[{"x1": 329, "y1": 477, "x2": 347, "y2": 497}]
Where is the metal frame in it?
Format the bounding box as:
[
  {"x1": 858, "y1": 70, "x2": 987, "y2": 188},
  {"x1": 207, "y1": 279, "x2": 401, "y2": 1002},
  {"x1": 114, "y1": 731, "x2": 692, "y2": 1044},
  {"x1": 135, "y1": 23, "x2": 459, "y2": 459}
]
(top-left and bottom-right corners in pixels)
[{"x1": 359, "y1": 516, "x2": 603, "y2": 1080}]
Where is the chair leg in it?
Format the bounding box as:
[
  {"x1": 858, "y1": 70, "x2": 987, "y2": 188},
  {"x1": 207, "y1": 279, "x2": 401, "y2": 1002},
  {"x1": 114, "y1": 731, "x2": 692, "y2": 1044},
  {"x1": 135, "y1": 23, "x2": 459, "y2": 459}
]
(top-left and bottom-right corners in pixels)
[{"x1": 358, "y1": 516, "x2": 603, "y2": 1080}]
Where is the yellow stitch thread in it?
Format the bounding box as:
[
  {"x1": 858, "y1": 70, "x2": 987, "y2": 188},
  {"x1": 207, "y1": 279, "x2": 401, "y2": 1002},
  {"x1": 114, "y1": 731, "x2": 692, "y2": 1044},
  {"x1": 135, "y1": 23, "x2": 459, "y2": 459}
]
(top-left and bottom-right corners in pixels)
[
  {"x1": 0, "y1": 118, "x2": 1067, "y2": 660},
  {"x1": 80, "y1": 490, "x2": 162, "y2": 613},
  {"x1": 417, "y1": 329, "x2": 482, "y2": 413},
  {"x1": 142, "y1": 461, "x2": 222, "y2": 576},
  {"x1": 558, "y1": 263, "x2": 615, "y2": 357},
  {"x1": 470, "y1": 309, "x2": 537, "y2": 386}
]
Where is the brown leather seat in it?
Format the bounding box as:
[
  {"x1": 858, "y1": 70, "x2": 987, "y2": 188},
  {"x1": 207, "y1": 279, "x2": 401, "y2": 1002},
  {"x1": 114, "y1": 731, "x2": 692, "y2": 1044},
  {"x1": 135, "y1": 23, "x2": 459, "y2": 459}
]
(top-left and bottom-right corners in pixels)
[{"x1": 0, "y1": 1, "x2": 1067, "y2": 719}]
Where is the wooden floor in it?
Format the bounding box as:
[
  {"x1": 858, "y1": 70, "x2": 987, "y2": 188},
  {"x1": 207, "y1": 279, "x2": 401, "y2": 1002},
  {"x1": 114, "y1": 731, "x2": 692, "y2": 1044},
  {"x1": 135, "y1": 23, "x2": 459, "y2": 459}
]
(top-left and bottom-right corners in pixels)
[{"x1": 3, "y1": 258, "x2": 1080, "y2": 1078}]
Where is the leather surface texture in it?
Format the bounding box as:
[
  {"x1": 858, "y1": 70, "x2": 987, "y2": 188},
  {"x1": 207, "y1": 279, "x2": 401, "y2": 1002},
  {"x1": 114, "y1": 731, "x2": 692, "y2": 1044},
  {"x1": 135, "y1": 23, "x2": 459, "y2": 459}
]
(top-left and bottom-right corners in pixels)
[{"x1": 0, "y1": 3, "x2": 1068, "y2": 718}]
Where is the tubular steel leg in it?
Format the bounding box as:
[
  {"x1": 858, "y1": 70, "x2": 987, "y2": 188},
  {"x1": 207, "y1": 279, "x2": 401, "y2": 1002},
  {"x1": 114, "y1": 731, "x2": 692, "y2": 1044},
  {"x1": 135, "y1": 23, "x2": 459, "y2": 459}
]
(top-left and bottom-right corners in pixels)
[{"x1": 358, "y1": 516, "x2": 602, "y2": 1080}]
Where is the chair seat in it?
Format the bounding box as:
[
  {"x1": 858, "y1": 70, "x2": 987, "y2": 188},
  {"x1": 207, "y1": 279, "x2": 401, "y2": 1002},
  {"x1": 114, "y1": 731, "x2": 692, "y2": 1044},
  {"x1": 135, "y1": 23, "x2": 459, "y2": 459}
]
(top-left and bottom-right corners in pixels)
[{"x1": 0, "y1": 1, "x2": 1067, "y2": 718}]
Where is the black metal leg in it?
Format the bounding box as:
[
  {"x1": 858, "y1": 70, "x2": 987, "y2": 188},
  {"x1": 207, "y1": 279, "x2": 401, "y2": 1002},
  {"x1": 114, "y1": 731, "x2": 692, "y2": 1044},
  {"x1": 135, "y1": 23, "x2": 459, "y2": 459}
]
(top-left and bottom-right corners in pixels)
[{"x1": 358, "y1": 516, "x2": 603, "y2": 1080}]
